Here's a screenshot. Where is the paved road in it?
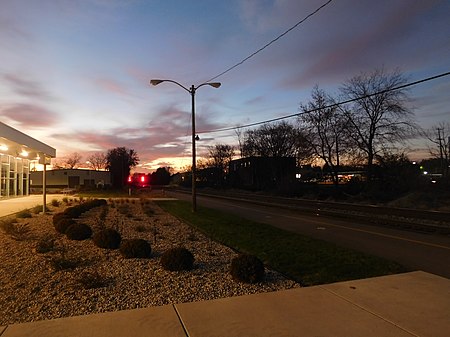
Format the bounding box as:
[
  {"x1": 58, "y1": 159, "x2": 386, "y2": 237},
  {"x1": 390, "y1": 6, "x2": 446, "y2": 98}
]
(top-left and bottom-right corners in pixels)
[{"x1": 167, "y1": 191, "x2": 450, "y2": 279}]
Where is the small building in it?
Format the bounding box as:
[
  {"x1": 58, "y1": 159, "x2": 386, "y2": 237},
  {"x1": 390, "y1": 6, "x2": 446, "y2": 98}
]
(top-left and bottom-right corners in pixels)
[
  {"x1": 30, "y1": 169, "x2": 111, "y2": 193},
  {"x1": 228, "y1": 156, "x2": 296, "y2": 190},
  {"x1": 0, "y1": 122, "x2": 55, "y2": 198}
]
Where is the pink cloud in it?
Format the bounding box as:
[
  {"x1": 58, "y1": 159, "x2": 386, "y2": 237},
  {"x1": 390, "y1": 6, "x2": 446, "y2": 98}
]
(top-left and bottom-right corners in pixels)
[
  {"x1": 94, "y1": 78, "x2": 130, "y2": 96},
  {"x1": 49, "y1": 104, "x2": 226, "y2": 165}
]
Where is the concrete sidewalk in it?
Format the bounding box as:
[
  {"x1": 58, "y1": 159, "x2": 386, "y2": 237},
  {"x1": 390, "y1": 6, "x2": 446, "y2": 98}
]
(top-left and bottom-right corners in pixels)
[
  {"x1": 0, "y1": 195, "x2": 176, "y2": 218},
  {"x1": 0, "y1": 194, "x2": 67, "y2": 217},
  {"x1": 1, "y1": 271, "x2": 449, "y2": 337}
]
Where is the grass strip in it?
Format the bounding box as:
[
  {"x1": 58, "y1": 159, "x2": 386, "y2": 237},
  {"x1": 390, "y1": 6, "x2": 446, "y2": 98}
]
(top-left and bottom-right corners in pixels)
[{"x1": 156, "y1": 200, "x2": 407, "y2": 286}]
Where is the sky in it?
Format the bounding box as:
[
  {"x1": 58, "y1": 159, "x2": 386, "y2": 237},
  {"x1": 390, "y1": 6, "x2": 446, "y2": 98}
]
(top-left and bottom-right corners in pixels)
[{"x1": 1, "y1": 0, "x2": 449, "y2": 172}]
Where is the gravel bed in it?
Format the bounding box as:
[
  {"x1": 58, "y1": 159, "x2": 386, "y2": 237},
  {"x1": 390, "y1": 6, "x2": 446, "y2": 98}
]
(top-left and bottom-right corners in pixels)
[{"x1": 0, "y1": 199, "x2": 300, "y2": 325}]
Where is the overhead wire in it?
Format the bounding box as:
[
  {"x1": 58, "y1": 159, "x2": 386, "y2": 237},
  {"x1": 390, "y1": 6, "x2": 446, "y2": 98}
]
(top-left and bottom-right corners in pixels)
[
  {"x1": 198, "y1": 71, "x2": 450, "y2": 135},
  {"x1": 204, "y1": 0, "x2": 334, "y2": 83}
]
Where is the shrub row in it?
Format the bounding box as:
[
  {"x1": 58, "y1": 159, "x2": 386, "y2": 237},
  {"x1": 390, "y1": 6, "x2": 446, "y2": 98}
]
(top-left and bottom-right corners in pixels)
[
  {"x1": 62, "y1": 199, "x2": 107, "y2": 219},
  {"x1": 91, "y1": 228, "x2": 194, "y2": 271},
  {"x1": 52, "y1": 200, "x2": 265, "y2": 283},
  {"x1": 52, "y1": 199, "x2": 107, "y2": 241},
  {"x1": 92, "y1": 228, "x2": 152, "y2": 259}
]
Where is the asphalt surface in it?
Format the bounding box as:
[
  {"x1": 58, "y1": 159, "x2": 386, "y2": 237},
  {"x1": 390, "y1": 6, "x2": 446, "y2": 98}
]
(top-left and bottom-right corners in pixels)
[{"x1": 167, "y1": 191, "x2": 450, "y2": 279}]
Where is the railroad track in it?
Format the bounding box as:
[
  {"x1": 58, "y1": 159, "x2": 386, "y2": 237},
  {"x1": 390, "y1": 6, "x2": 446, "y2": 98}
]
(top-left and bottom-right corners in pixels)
[{"x1": 171, "y1": 189, "x2": 450, "y2": 235}]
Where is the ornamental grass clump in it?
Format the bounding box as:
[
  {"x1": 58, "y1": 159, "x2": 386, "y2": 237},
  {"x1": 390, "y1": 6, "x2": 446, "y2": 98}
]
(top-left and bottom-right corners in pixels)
[
  {"x1": 230, "y1": 254, "x2": 265, "y2": 284},
  {"x1": 65, "y1": 223, "x2": 92, "y2": 241},
  {"x1": 1, "y1": 219, "x2": 32, "y2": 241},
  {"x1": 16, "y1": 209, "x2": 32, "y2": 218},
  {"x1": 93, "y1": 228, "x2": 121, "y2": 249},
  {"x1": 35, "y1": 234, "x2": 58, "y2": 253},
  {"x1": 161, "y1": 247, "x2": 194, "y2": 271},
  {"x1": 119, "y1": 239, "x2": 152, "y2": 258},
  {"x1": 77, "y1": 269, "x2": 111, "y2": 289}
]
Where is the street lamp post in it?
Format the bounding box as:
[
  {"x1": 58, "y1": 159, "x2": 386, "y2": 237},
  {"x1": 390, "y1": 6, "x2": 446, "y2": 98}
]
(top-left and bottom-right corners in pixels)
[{"x1": 150, "y1": 79, "x2": 221, "y2": 212}]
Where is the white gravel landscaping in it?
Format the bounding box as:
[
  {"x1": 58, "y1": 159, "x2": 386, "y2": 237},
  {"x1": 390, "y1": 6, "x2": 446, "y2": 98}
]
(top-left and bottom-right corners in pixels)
[{"x1": 0, "y1": 199, "x2": 300, "y2": 325}]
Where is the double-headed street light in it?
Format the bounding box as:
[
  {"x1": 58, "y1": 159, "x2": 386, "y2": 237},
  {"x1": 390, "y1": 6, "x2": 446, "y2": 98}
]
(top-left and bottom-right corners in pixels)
[{"x1": 150, "y1": 79, "x2": 221, "y2": 212}]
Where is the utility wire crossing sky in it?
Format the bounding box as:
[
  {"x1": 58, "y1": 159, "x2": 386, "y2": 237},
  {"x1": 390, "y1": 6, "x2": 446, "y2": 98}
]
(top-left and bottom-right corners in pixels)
[{"x1": 1, "y1": 0, "x2": 449, "y2": 171}]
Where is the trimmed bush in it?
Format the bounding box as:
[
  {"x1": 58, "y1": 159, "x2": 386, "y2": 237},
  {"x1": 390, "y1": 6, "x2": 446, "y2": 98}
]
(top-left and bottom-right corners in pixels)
[
  {"x1": 54, "y1": 218, "x2": 76, "y2": 234},
  {"x1": 161, "y1": 247, "x2": 194, "y2": 271},
  {"x1": 65, "y1": 223, "x2": 92, "y2": 241},
  {"x1": 230, "y1": 254, "x2": 265, "y2": 283},
  {"x1": 53, "y1": 212, "x2": 66, "y2": 225},
  {"x1": 119, "y1": 239, "x2": 152, "y2": 258},
  {"x1": 63, "y1": 206, "x2": 84, "y2": 219},
  {"x1": 93, "y1": 228, "x2": 121, "y2": 249}
]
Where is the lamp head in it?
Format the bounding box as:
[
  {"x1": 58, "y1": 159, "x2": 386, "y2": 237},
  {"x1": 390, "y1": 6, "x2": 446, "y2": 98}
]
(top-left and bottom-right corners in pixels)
[
  {"x1": 150, "y1": 79, "x2": 164, "y2": 86},
  {"x1": 208, "y1": 82, "x2": 221, "y2": 88}
]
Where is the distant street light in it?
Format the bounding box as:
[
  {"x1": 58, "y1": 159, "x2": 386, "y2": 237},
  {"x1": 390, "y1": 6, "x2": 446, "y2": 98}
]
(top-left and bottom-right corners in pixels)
[{"x1": 150, "y1": 79, "x2": 221, "y2": 212}]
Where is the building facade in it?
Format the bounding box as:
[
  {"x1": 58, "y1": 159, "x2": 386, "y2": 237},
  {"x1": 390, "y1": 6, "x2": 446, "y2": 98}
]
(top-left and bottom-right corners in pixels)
[
  {"x1": 0, "y1": 122, "x2": 55, "y2": 198},
  {"x1": 228, "y1": 156, "x2": 296, "y2": 190},
  {"x1": 30, "y1": 169, "x2": 111, "y2": 193}
]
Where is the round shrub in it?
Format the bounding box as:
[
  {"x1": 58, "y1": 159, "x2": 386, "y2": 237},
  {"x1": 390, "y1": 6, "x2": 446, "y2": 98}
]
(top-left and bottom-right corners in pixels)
[
  {"x1": 53, "y1": 212, "x2": 66, "y2": 225},
  {"x1": 160, "y1": 247, "x2": 194, "y2": 271},
  {"x1": 93, "y1": 229, "x2": 121, "y2": 249},
  {"x1": 54, "y1": 217, "x2": 76, "y2": 234},
  {"x1": 230, "y1": 254, "x2": 265, "y2": 283},
  {"x1": 63, "y1": 206, "x2": 84, "y2": 219},
  {"x1": 119, "y1": 239, "x2": 152, "y2": 258},
  {"x1": 65, "y1": 223, "x2": 92, "y2": 241}
]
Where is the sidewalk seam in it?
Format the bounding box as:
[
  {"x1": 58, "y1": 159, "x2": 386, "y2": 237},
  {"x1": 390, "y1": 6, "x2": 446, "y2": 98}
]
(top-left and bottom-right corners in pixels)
[
  {"x1": 172, "y1": 305, "x2": 190, "y2": 337},
  {"x1": 0, "y1": 326, "x2": 7, "y2": 336},
  {"x1": 319, "y1": 286, "x2": 420, "y2": 337}
]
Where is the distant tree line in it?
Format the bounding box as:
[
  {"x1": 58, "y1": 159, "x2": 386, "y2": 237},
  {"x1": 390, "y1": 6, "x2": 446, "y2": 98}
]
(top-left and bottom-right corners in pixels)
[
  {"x1": 197, "y1": 68, "x2": 448, "y2": 199},
  {"x1": 49, "y1": 68, "x2": 448, "y2": 197}
]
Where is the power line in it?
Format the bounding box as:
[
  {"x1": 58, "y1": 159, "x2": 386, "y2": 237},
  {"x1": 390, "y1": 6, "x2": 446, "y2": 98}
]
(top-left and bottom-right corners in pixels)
[
  {"x1": 198, "y1": 71, "x2": 450, "y2": 135},
  {"x1": 204, "y1": 0, "x2": 334, "y2": 83}
]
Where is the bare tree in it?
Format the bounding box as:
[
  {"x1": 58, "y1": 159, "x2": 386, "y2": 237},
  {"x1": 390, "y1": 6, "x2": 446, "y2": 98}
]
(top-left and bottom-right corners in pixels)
[
  {"x1": 339, "y1": 68, "x2": 416, "y2": 179},
  {"x1": 87, "y1": 152, "x2": 107, "y2": 171},
  {"x1": 208, "y1": 144, "x2": 234, "y2": 173},
  {"x1": 242, "y1": 121, "x2": 309, "y2": 159},
  {"x1": 425, "y1": 122, "x2": 450, "y2": 178},
  {"x1": 64, "y1": 152, "x2": 82, "y2": 169},
  {"x1": 235, "y1": 126, "x2": 244, "y2": 158},
  {"x1": 299, "y1": 86, "x2": 346, "y2": 185}
]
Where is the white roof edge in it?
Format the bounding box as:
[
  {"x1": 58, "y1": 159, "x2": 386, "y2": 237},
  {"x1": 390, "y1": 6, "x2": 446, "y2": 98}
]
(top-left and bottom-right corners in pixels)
[{"x1": 0, "y1": 122, "x2": 56, "y2": 157}]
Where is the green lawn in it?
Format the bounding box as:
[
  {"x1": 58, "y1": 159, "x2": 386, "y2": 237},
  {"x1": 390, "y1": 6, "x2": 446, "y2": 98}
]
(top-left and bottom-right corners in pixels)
[{"x1": 156, "y1": 200, "x2": 407, "y2": 286}]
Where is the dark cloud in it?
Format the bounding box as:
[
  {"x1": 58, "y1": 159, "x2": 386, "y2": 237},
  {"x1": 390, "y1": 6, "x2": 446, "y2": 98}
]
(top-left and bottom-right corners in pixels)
[
  {"x1": 0, "y1": 103, "x2": 59, "y2": 127},
  {"x1": 244, "y1": 95, "x2": 266, "y2": 106},
  {"x1": 239, "y1": 0, "x2": 447, "y2": 90},
  {"x1": 3, "y1": 73, "x2": 53, "y2": 100},
  {"x1": 0, "y1": 16, "x2": 33, "y2": 45}
]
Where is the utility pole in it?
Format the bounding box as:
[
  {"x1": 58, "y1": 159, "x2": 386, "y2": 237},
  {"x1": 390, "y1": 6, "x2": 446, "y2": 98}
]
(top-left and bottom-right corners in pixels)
[{"x1": 437, "y1": 128, "x2": 445, "y2": 176}]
